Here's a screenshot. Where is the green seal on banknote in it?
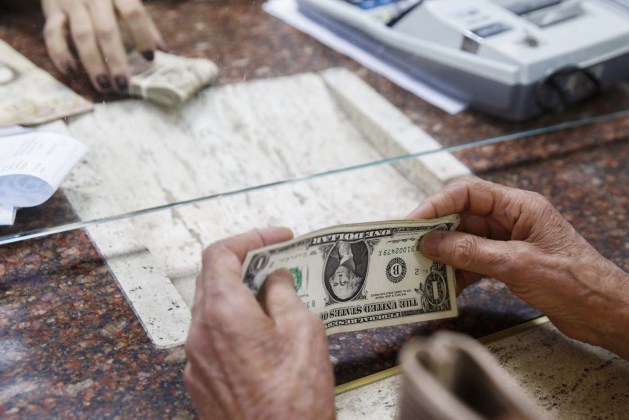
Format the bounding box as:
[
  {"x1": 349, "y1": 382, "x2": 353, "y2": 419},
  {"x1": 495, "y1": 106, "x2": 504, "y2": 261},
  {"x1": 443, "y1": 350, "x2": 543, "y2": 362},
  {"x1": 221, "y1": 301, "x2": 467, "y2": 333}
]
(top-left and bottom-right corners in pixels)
[{"x1": 290, "y1": 267, "x2": 302, "y2": 291}]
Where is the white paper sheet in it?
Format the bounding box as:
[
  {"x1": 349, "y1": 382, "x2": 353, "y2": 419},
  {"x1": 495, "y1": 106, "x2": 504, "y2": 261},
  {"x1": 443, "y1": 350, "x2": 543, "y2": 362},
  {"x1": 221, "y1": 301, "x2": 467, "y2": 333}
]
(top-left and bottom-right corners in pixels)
[
  {"x1": 263, "y1": 0, "x2": 467, "y2": 114},
  {"x1": 0, "y1": 132, "x2": 87, "y2": 225}
]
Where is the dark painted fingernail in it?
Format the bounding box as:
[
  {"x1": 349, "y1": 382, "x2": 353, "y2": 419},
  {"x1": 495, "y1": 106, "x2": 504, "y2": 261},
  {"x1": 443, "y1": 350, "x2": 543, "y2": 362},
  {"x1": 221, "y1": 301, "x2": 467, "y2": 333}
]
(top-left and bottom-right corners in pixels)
[
  {"x1": 115, "y1": 76, "x2": 128, "y2": 92},
  {"x1": 141, "y1": 50, "x2": 155, "y2": 61},
  {"x1": 97, "y1": 75, "x2": 111, "y2": 89}
]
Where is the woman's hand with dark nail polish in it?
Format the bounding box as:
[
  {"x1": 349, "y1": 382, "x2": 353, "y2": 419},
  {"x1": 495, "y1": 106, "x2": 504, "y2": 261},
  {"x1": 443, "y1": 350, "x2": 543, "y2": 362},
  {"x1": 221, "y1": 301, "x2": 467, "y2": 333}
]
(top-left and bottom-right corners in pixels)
[{"x1": 41, "y1": 0, "x2": 164, "y2": 94}]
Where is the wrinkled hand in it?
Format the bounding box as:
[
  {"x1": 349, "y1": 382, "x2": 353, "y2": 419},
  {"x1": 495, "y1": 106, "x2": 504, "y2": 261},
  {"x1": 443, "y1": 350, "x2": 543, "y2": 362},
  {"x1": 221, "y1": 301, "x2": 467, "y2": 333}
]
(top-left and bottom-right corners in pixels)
[
  {"x1": 41, "y1": 0, "x2": 164, "y2": 92},
  {"x1": 184, "y1": 227, "x2": 336, "y2": 419},
  {"x1": 409, "y1": 176, "x2": 629, "y2": 359}
]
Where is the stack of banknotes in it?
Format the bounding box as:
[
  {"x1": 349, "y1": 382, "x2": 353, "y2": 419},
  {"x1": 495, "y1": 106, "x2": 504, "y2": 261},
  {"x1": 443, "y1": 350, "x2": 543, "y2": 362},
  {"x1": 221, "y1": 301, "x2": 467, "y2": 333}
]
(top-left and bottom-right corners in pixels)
[{"x1": 128, "y1": 51, "x2": 219, "y2": 107}]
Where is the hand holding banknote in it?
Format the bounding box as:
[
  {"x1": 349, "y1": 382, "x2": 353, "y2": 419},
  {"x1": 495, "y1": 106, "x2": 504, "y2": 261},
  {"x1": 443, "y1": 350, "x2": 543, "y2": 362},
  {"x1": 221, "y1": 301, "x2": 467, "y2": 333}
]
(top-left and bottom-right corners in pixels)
[
  {"x1": 186, "y1": 217, "x2": 459, "y2": 419},
  {"x1": 409, "y1": 176, "x2": 629, "y2": 360},
  {"x1": 184, "y1": 227, "x2": 335, "y2": 420}
]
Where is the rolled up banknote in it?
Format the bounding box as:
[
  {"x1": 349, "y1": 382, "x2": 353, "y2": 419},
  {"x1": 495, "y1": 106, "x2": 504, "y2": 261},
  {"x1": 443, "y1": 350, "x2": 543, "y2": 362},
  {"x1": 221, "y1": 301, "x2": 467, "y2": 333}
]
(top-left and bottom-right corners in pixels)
[
  {"x1": 0, "y1": 40, "x2": 93, "y2": 127},
  {"x1": 129, "y1": 51, "x2": 219, "y2": 107},
  {"x1": 242, "y1": 216, "x2": 460, "y2": 335},
  {"x1": 398, "y1": 332, "x2": 542, "y2": 420}
]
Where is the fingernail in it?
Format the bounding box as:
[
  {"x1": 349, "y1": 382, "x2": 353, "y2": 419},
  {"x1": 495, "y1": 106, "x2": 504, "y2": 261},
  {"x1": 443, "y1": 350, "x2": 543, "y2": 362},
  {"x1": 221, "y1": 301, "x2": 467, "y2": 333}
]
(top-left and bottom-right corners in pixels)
[
  {"x1": 115, "y1": 76, "x2": 128, "y2": 92},
  {"x1": 141, "y1": 50, "x2": 155, "y2": 61},
  {"x1": 97, "y1": 75, "x2": 111, "y2": 89},
  {"x1": 62, "y1": 61, "x2": 76, "y2": 74},
  {"x1": 420, "y1": 232, "x2": 444, "y2": 259}
]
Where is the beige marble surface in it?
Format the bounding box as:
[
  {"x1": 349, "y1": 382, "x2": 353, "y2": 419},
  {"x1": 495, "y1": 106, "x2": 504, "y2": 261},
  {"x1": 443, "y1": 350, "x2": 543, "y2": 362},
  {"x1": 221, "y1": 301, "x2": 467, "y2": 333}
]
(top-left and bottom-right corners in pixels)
[{"x1": 335, "y1": 322, "x2": 629, "y2": 419}]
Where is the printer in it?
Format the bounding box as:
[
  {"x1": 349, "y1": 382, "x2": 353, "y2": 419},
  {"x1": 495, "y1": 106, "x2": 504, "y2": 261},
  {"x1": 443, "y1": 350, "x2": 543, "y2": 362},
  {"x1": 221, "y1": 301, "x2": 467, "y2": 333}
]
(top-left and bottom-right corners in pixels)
[{"x1": 297, "y1": 0, "x2": 629, "y2": 120}]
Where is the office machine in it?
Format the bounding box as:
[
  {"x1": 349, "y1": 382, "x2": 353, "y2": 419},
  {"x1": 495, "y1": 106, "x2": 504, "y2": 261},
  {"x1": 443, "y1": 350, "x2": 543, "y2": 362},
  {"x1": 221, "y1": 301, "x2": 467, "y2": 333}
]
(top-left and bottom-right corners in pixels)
[{"x1": 297, "y1": 0, "x2": 629, "y2": 120}]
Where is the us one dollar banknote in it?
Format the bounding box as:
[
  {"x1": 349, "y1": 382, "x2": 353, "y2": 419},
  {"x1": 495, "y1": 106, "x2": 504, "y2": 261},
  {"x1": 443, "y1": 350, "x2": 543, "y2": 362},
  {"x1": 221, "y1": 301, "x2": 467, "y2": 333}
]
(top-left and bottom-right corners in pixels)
[
  {"x1": 242, "y1": 215, "x2": 460, "y2": 335},
  {"x1": 129, "y1": 51, "x2": 218, "y2": 107},
  {"x1": 0, "y1": 40, "x2": 93, "y2": 127}
]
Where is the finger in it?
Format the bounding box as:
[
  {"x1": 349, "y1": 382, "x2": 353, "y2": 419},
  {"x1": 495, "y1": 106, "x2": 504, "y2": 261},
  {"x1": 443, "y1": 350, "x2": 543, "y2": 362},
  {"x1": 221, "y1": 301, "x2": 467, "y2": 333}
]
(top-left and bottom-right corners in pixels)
[
  {"x1": 258, "y1": 269, "x2": 306, "y2": 325},
  {"x1": 408, "y1": 176, "x2": 533, "y2": 234},
  {"x1": 87, "y1": 0, "x2": 129, "y2": 92},
  {"x1": 459, "y1": 214, "x2": 511, "y2": 241},
  {"x1": 458, "y1": 214, "x2": 491, "y2": 237},
  {"x1": 204, "y1": 227, "x2": 294, "y2": 267},
  {"x1": 114, "y1": 0, "x2": 157, "y2": 56},
  {"x1": 407, "y1": 176, "x2": 486, "y2": 219},
  {"x1": 196, "y1": 227, "x2": 293, "y2": 303},
  {"x1": 65, "y1": 3, "x2": 110, "y2": 91},
  {"x1": 42, "y1": 8, "x2": 77, "y2": 74},
  {"x1": 148, "y1": 18, "x2": 167, "y2": 51},
  {"x1": 408, "y1": 175, "x2": 509, "y2": 219},
  {"x1": 419, "y1": 230, "x2": 530, "y2": 281},
  {"x1": 193, "y1": 228, "x2": 294, "y2": 334}
]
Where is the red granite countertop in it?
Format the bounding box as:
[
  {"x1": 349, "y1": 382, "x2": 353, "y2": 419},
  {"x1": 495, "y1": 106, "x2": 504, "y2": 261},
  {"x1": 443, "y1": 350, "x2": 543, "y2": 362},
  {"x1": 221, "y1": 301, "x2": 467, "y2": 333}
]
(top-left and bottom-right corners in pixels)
[{"x1": 1, "y1": 0, "x2": 628, "y2": 417}]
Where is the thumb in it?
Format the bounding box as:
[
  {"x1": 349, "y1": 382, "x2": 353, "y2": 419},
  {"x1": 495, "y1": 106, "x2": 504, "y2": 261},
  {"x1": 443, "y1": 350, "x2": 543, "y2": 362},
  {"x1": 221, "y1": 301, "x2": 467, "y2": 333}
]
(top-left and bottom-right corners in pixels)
[
  {"x1": 258, "y1": 268, "x2": 306, "y2": 324},
  {"x1": 419, "y1": 231, "x2": 525, "y2": 280}
]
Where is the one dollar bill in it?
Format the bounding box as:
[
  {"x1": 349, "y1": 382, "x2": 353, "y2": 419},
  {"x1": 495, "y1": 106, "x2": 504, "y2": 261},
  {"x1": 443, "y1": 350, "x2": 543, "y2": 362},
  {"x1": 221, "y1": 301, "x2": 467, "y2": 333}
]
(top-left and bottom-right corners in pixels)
[{"x1": 242, "y1": 215, "x2": 460, "y2": 335}]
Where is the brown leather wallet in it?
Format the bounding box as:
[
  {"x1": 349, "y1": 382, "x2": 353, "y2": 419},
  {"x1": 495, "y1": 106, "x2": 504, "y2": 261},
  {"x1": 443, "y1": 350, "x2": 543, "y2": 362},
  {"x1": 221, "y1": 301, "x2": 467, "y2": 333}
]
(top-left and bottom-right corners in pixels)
[{"x1": 398, "y1": 332, "x2": 544, "y2": 420}]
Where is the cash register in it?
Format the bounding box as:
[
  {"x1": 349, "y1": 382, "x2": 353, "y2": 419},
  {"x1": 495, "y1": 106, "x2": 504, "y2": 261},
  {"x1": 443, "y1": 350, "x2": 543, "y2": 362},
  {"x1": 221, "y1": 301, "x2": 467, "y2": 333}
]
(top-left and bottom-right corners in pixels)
[{"x1": 297, "y1": 0, "x2": 629, "y2": 120}]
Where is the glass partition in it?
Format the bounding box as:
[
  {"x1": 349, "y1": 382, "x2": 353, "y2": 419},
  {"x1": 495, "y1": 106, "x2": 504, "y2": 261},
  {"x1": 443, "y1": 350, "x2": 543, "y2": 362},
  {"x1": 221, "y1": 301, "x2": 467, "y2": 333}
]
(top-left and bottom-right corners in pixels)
[{"x1": 1, "y1": 103, "x2": 628, "y2": 246}]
